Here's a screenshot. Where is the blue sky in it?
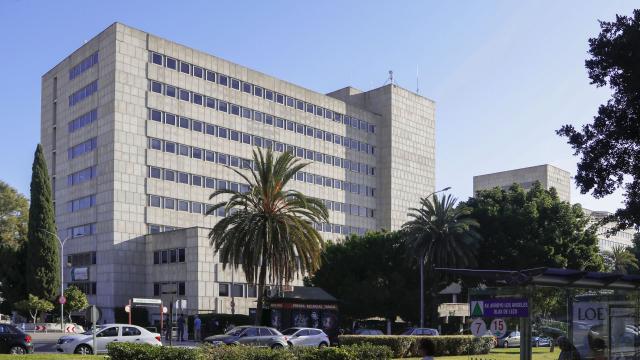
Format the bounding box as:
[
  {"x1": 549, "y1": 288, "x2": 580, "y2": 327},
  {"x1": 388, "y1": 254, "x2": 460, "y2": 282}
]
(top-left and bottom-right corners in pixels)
[{"x1": 0, "y1": 0, "x2": 635, "y2": 212}]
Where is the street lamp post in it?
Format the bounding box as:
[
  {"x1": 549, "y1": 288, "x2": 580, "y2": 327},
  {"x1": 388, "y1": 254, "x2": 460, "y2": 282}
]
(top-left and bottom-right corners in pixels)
[
  {"x1": 40, "y1": 229, "x2": 71, "y2": 333},
  {"x1": 419, "y1": 187, "x2": 451, "y2": 328}
]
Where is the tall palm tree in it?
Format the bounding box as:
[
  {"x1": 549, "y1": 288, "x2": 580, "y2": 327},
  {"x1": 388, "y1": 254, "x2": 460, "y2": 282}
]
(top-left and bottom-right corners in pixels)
[
  {"x1": 602, "y1": 245, "x2": 639, "y2": 274},
  {"x1": 402, "y1": 193, "x2": 481, "y2": 327},
  {"x1": 208, "y1": 148, "x2": 328, "y2": 325}
]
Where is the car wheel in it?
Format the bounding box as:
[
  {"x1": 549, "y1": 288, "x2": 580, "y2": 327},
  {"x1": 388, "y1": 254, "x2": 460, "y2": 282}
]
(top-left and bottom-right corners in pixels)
[
  {"x1": 75, "y1": 344, "x2": 93, "y2": 355},
  {"x1": 503, "y1": 341, "x2": 509, "y2": 348},
  {"x1": 9, "y1": 346, "x2": 26, "y2": 354},
  {"x1": 319, "y1": 342, "x2": 328, "y2": 348},
  {"x1": 271, "y1": 343, "x2": 284, "y2": 350}
]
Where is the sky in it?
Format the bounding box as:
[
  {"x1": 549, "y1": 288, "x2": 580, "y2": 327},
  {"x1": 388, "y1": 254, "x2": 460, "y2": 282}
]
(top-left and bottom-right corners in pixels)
[{"x1": 0, "y1": 0, "x2": 636, "y2": 212}]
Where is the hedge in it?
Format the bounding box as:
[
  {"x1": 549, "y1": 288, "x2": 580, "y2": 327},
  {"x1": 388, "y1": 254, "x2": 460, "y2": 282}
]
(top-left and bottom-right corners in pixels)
[
  {"x1": 108, "y1": 342, "x2": 392, "y2": 360},
  {"x1": 337, "y1": 335, "x2": 494, "y2": 358}
]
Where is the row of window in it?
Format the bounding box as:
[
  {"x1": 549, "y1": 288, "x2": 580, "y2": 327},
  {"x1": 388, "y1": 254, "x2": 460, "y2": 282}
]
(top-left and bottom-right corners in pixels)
[
  {"x1": 148, "y1": 224, "x2": 181, "y2": 234},
  {"x1": 292, "y1": 170, "x2": 376, "y2": 197},
  {"x1": 67, "y1": 251, "x2": 97, "y2": 267},
  {"x1": 70, "y1": 282, "x2": 96, "y2": 295},
  {"x1": 153, "y1": 282, "x2": 186, "y2": 296},
  {"x1": 153, "y1": 248, "x2": 186, "y2": 264},
  {"x1": 69, "y1": 51, "x2": 99, "y2": 80},
  {"x1": 67, "y1": 166, "x2": 97, "y2": 186},
  {"x1": 67, "y1": 223, "x2": 96, "y2": 238},
  {"x1": 68, "y1": 108, "x2": 97, "y2": 133},
  {"x1": 148, "y1": 165, "x2": 375, "y2": 218},
  {"x1": 148, "y1": 132, "x2": 375, "y2": 177},
  {"x1": 68, "y1": 194, "x2": 96, "y2": 213},
  {"x1": 68, "y1": 137, "x2": 97, "y2": 159},
  {"x1": 150, "y1": 52, "x2": 375, "y2": 135},
  {"x1": 147, "y1": 194, "x2": 370, "y2": 234},
  {"x1": 69, "y1": 80, "x2": 98, "y2": 107},
  {"x1": 219, "y1": 283, "x2": 257, "y2": 298},
  {"x1": 148, "y1": 83, "x2": 376, "y2": 156}
]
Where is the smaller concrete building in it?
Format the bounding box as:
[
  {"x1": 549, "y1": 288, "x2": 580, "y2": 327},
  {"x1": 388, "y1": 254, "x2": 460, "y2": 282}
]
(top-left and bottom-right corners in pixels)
[{"x1": 473, "y1": 164, "x2": 571, "y2": 202}]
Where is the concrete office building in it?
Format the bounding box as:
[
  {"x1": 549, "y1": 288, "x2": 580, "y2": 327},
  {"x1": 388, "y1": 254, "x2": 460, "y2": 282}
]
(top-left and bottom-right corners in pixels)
[
  {"x1": 40, "y1": 23, "x2": 436, "y2": 322},
  {"x1": 473, "y1": 164, "x2": 637, "y2": 253},
  {"x1": 473, "y1": 164, "x2": 571, "y2": 202}
]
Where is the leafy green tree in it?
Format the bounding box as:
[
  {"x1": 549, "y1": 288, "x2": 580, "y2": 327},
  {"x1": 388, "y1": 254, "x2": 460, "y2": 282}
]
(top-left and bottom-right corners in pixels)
[
  {"x1": 557, "y1": 10, "x2": 640, "y2": 229},
  {"x1": 208, "y1": 148, "x2": 328, "y2": 325},
  {"x1": 402, "y1": 194, "x2": 481, "y2": 327},
  {"x1": 310, "y1": 231, "x2": 420, "y2": 327},
  {"x1": 0, "y1": 180, "x2": 29, "y2": 312},
  {"x1": 25, "y1": 144, "x2": 60, "y2": 300},
  {"x1": 14, "y1": 294, "x2": 54, "y2": 325},
  {"x1": 58, "y1": 285, "x2": 89, "y2": 322},
  {"x1": 603, "y1": 245, "x2": 639, "y2": 274},
  {"x1": 465, "y1": 182, "x2": 604, "y2": 271}
]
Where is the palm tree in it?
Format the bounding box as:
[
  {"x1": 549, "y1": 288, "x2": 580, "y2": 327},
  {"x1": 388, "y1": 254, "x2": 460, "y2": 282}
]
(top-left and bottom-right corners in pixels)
[
  {"x1": 402, "y1": 193, "x2": 481, "y2": 327},
  {"x1": 208, "y1": 148, "x2": 328, "y2": 325},
  {"x1": 602, "y1": 245, "x2": 639, "y2": 274}
]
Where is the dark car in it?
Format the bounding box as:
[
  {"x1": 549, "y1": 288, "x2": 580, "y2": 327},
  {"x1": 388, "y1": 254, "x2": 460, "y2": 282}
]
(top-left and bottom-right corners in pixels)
[
  {"x1": 0, "y1": 324, "x2": 34, "y2": 354},
  {"x1": 203, "y1": 326, "x2": 287, "y2": 349}
]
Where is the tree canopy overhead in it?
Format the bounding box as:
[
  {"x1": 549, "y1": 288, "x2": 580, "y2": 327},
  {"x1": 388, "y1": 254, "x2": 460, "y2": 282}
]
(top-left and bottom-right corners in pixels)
[
  {"x1": 557, "y1": 10, "x2": 640, "y2": 230},
  {"x1": 465, "y1": 182, "x2": 604, "y2": 271}
]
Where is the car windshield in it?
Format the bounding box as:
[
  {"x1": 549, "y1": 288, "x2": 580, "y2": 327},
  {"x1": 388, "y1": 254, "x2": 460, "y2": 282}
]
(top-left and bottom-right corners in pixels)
[{"x1": 225, "y1": 327, "x2": 245, "y2": 336}]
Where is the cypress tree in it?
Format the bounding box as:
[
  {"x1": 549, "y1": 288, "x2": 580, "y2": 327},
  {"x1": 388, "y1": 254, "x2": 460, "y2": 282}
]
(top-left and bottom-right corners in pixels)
[{"x1": 25, "y1": 144, "x2": 60, "y2": 300}]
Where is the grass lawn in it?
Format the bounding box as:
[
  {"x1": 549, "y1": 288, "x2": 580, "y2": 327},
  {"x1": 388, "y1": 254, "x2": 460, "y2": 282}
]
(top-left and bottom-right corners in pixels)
[
  {"x1": 400, "y1": 347, "x2": 558, "y2": 360},
  {"x1": 0, "y1": 355, "x2": 106, "y2": 360}
]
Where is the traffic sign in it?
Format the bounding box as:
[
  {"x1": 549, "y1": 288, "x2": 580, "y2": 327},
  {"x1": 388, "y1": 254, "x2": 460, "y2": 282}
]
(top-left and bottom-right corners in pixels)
[
  {"x1": 132, "y1": 298, "x2": 162, "y2": 305},
  {"x1": 124, "y1": 305, "x2": 131, "y2": 313},
  {"x1": 489, "y1": 318, "x2": 507, "y2": 338},
  {"x1": 85, "y1": 305, "x2": 101, "y2": 323},
  {"x1": 469, "y1": 298, "x2": 529, "y2": 318},
  {"x1": 470, "y1": 318, "x2": 487, "y2": 337},
  {"x1": 59, "y1": 296, "x2": 66, "y2": 305}
]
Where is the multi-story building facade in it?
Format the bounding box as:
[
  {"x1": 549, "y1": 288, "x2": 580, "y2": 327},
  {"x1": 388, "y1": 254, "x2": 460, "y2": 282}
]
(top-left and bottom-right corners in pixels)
[
  {"x1": 473, "y1": 164, "x2": 637, "y2": 253},
  {"x1": 473, "y1": 164, "x2": 571, "y2": 202},
  {"x1": 40, "y1": 23, "x2": 436, "y2": 322}
]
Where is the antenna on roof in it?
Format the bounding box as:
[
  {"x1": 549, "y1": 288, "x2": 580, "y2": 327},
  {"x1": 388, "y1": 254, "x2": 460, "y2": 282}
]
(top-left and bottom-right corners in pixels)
[
  {"x1": 384, "y1": 70, "x2": 394, "y2": 86},
  {"x1": 416, "y1": 64, "x2": 420, "y2": 94}
]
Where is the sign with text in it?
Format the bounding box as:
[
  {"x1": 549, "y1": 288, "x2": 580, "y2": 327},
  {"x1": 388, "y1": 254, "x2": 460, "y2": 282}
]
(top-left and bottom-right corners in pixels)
[{"x1": 470, "y1": 298, "x2": 529, "y2": 317}]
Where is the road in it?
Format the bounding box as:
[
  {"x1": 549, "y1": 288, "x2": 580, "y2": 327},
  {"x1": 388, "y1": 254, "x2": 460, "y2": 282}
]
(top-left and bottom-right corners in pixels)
[{"x1": 29, "y1": 332, "x2": 198, "y2": 353}]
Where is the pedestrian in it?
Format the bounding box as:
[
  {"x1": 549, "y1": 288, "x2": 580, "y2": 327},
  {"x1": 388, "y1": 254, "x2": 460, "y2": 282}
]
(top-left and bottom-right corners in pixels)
[
  {"x1": 177, "y1": 315, "x2": 185, "y2": 342},
  {"x1": 194, "y1": 315, "x2": 201, "y2": 342},
  {"x1": 164, "y1": 316, "x2": 171, "y2": 341},
  {"x1": 557, "y1": 336, "x2": 580, "y2": 360}
]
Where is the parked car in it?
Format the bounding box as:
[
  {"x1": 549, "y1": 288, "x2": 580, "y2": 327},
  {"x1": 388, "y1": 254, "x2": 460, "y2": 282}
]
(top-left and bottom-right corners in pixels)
[
  {"x1": 532, "y1": 335, "x2": 551, "y2": 347},
  {"x1": 203, "y1": 326, "x2": 288, "y2": 349},
  {"x1": 281, "y1": 327, "x2": 330, "y2": 347},
  {"x1": 401, "y1": 328, "x2": 439, "y2": 336},
  {"x1": 0, "y1": 324, "x2": 33, "y2": 354},
  {"x1": 498, "y1": 331, "x2": 520, "y2": 348},
  {"x1": 56, "y1": 324, "x2": 162, "y2": 354},
  {"x1": 354, "y1": 329, "x2": 384, "y2": 336}
]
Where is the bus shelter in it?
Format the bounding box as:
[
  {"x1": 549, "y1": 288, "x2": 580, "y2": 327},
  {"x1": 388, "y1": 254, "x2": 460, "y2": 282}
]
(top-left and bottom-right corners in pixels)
[{"x1": 438, "y1": 267, "x2": 640, "y2": 360}]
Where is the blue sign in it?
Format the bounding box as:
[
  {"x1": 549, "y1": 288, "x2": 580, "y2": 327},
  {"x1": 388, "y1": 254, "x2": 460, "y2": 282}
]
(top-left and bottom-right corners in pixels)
[{"x1": 470, "y1": 298, "x2": 529, "y2": 318}]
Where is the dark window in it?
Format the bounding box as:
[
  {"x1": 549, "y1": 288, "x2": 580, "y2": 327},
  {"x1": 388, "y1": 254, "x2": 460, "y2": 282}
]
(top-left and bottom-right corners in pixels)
[
  {"x1": 150, "y1": 109, "x2": 162, "y2": 122},
  {"x1": 276, "y1": 118, "x2": 284, "y2": 128},
  {"x1": 178, "y1": 282, "x2": 185, "y2": 296},
  {"x1": 178, "y1": 172, "x2": 189, "y2": 184},
  {"x1": 166, "y1": 57, "x2": 177, "y2": 70},
  {"x1": 218, "y1": 100, "x2": 228, "y2": 112},
  {"x1": 151, "y1": 81, "x2": 162, "y2": 94},
  {"x1": 192, "y1": 175, "x2": 202, "y2": 186},
  {"x1": 179, "y1": 117, "x2": 190, "y2": 129},
  {"x1": 230, "y1": 130, "x2": 240, "y2": 142},
  {"x1": 164, "y1": 198, "x2": 175, "y2": 210},
  {"x1": 178, "y1": 248, "x2": 185, "y2": 262},
  {"x1": 242, "y1": 82, "x2": 252, "y2": 93},
  {"x1": 232, "y1": 284, "x2": 243, "y2": 297},
  {"x1": 180, "y1": 61, "x2": 190, "y2": 74},
  {"x1": 254, "y1": 86, "x2": 263, "y2": 97},
  {"x1": 286, "y1": 97, "x2": 295, "y2": 107},
  {"x1": 151, "y1": 53, "x2": 163, "y2": 65},
  {"x1": 179, "y1": 89, "x2": 190, "y2": 102},
  {"x1": 286, "y1": 121, "x2": 295, "y2": 131},
  {"x1": 170, "y1": 249, "x2": 177, "y2": 262},
  {"x1": 306, "y1": 103, "x2": 314, "y2": 113},
  {"x1": 254, "y1": 111, "x2": 263, "y2": 123},
  {"x1": 149, "y1": 167, "x2": 161, "y2": 179},
  {"x1": 230, "y1": 78, "x2": 240, "y2": 90},
  {"x1": 98, "y1": 327, "x2": 118, "y2": 338},
  {"x1": 205, "y1": 151, "x2": 215, "y2": 162},
  {"x1": 230, "y1": 104, "x2": 240, "y2": 116},
  {"x1": 264, "y1": 115, "x2": 273, "y2": 125},
  {"x1": 122, "y1": 327, "x2": 142, "y2": 336},
  {"x1": 149, "y1": 195, "x2": 161, "y2": 208},
  {"x1": 154, "y1": 252, "x2": 160, "y2": 264},
  {"x1": 164, "y1": 142, "x2": 176, "y2": 153},
  {"x1": 206, "y1": 70, "x2": 216, "y2": 82},
  {"x1": 193, "y1": 93, "x2": 203, "y2": 105},
  {"x1": 305, "y1": 126, "x2": 314, "y2": 137},
  {"x1": 242, "y1": 133, "x2": 252, "y2": 144},
  {"x1": 205, "y1": 178, "x2": 216, "y2": 188},
  {"x1": 218, "y1": 74, "x2": 228, "y2": 86},
  {"x1": 165, "y1": 113, "x2": 176, "y2": 125},
  {"x1": 165, "y1": 85, "x2": 176, "y2": 97},
  {"x1": 206, "y1": 97, "x2": 216, "y2": 109},
  {"x1": 178, "y1": 144, "x2": 190, "y2": 157},
  {"x1": 275, "y1": 93, "x2": 284, "y2": 104},
  {"x1": 206, "y1": 124, "x2": 215, "y2": 135},
  {"x1": 219, "y1": 284, "x2": 229, "y2": 297},
  {"x1": 296, "y1": 100, "x2": 304, "y2": 110},
  {"x1": 296, "y1": 124, "x2": 304, "y2": 134},
  {"x1": 218, "y1": 127, "x2": 228, "y2": 139},
  {"x1": 265, "y1": 90, "x2": 274, "y2": 101},
  {"x1": 193, "y1": 66, "x2": 204, "y2": 78},
  {"x1": 316, "y1": 106, "x2": 324, "y2": 117},
  {"x1": 192, "y1": 120, "x2": 203, "y2": 132},
  {"x1": 242, "y1": 107, "x2": 252, "y2": 119}
]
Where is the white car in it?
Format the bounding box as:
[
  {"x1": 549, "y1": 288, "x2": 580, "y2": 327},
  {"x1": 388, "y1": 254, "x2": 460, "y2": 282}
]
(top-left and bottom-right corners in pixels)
[
  {"x1": 56, "y1": 324, "x2": 162, "y2": 354},
  {"x1": 281, "y1": 327, "x2": 330, "y2": 347}
]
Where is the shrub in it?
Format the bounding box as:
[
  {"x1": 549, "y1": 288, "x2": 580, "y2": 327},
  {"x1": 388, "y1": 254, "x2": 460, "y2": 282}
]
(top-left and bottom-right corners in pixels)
[
  {"x1": 108, "y1": 342, "x2": 199, "y2": 360},
  {"x1": 290, "y1": 344, "x2": 391, "y2": 360},
  {"x1": 338, "y1": 335, "x2": 493, "y2": 358}
]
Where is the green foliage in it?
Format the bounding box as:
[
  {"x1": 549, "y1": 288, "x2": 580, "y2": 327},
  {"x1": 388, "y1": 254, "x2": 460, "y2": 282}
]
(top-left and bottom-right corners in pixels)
[
  {"x1": 338, "y1": 335, "x2": 493, "y2": 358},
  {"x1": 557, "y1": 9, "x2": 640, "y2": 229},
  {"x1": 60, "y1": 285, "x2": 89, "y2": 321},
  {"x1": 107, "y1": 343, "x2": 198, "y2": 360},
  {"x1": 14, "y1": 294, "x2": 54, "y2": 324},
  {"x1": 0, "y1": 180, "x2": 29, "y2": 312},
  {"x1": 465, "y1": 183, "x2": 604, "y2": 272},
  {"x1": 602, "y1": 244, "x2": 639, "y2": 274},
  {"x1": 108, "y1": 342, "x2": 392, "y2": 360},
  {"x1": 310, "y1": 231, "x2": 420, "y2": 324},
  {"x1": 26, "y1": 144, "x2": 60, "y2": 300},
  {"x1": 208, "y1": 148, "x2": 328, "y2": 324}
]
